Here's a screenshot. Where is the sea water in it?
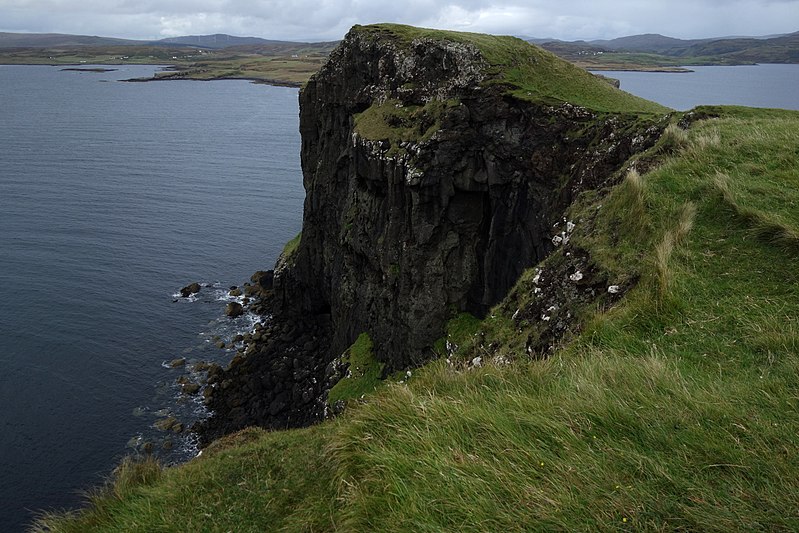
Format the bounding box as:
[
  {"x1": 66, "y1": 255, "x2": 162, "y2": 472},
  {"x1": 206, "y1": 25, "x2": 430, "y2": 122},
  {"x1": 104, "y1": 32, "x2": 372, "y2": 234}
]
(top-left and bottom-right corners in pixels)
[
  {"x1": 0, "y1": 65, "x2": 304, "y2": 530},
  {"x1": 596, "y1": 63, "x2": 799, "y2": 111}
]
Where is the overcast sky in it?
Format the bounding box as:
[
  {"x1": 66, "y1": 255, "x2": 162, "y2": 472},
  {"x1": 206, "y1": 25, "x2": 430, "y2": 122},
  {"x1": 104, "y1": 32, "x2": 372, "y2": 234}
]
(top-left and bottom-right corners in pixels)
[{"x1": 1, "y1": 0, "x2": 797, "y2": 42}]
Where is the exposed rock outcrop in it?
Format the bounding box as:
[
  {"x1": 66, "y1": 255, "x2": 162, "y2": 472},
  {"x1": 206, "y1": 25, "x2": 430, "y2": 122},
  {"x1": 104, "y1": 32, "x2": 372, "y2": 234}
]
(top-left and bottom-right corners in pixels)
[
  {"x1": 199, "y1": 312, "x2": 333, "y2": 442},
  {"x1": 276, "y1": 25, "x2": 665, "y2": 369},
  {"x1": 197, "y1": 24, "x2": 667, "y2": 443}
]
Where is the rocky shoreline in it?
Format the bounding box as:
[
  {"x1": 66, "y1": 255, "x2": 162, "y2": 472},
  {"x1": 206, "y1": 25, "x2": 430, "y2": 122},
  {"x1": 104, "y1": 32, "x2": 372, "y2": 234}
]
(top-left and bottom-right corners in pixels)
[
  {"x1": 193, "y1": 271, "x2": 335, "y2": 444},
  {"x1": 135, "y1": 273, "x2": 330, "y2": 453}
]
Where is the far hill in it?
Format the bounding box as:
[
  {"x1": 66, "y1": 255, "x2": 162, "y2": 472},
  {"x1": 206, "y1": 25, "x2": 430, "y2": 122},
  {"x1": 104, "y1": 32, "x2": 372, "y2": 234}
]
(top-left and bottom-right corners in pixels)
[
  {"x1": 0, "y1": 31, "x2": 327, "y2": 50},
  {"x1": 153, "y1": 33, "x2": 302, "y2": 49},
  {"x1": 535, "y1": 30, "x2": 799, "y2": 69},
  {"x1": 2, "y1": 28, "x2": 796, "y2": 84},
  {"x1": 588, "y1": 33, "x2": 710, "y2": 53},
  {"x1": 0, "y1": 32, "x2": 139, "y2": 48},
  {"x1": 674, "y1": 31, "x2": 799, "y2": 62},
  {"x1": 588, "y1": 31, "x2": 799, "y2": 61},
  {"x1": 0, "y1": 31, "x2": 339, "y2": 86}
]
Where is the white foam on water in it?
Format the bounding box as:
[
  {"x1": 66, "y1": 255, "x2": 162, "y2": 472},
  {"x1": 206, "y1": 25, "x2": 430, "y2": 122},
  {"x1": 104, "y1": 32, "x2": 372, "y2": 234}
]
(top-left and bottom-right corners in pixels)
[
  {"x1": 126, "y1": 434, "x2": 143, "y2": 449},
  {"x1": 178, "y1": 432, "x2": 201, "y2": 460},
  {"x1": 144, "y1": 284, "x2": 273, "y2": 465},
  {"x1": 214, "y1": 287, "x2": 240, "y2": 302}
]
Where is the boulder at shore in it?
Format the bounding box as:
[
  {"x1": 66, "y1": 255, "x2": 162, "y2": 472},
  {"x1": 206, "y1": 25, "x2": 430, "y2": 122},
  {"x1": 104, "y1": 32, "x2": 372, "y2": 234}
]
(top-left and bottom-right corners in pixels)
[
  {"x1": 225, "y1": 302, "x2": 244, "y2": 317},
  {"x1": 180, "y1": 282, "x2": 201, "y2": 297}
]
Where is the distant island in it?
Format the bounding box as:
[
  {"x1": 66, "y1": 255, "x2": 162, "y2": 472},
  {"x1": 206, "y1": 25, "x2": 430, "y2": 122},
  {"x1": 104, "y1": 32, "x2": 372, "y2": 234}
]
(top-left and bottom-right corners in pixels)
[
  {"x1": 0, "y1": 29, "x2": 796, "y2": 86},
  {"x1": 60, "y1": 67, "x2": 117, "y2": 72},
  {"x1": 0, "y1": 32, "x2": 338, "y2": 86}
]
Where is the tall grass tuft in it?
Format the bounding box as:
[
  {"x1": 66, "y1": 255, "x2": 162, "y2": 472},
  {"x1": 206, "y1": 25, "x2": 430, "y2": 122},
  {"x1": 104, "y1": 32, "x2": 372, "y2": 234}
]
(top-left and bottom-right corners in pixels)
[
  {"x1": 712, "y1": 171, "x2": 737, "y2": 206},
  {"x1": 655, "y1": 202, "x2": 696, "y2": 297},
  {"x1": 750, "y1": 219, "x2": 799, "y2": 255},
  {"x1": 606, "y1": 167, "x2": 650, "y2": 242},
  {"x1": 109, "y1": 455, "x2": 162, "y2": 499},
  {"x1": 621, "y1": 168, "x2": 645, "y2": 217},
  {"x1": 660, "y1": 123, "x2": 690, "y2": 153},
  {"x1": 690, "y1": 128, "x2": 721, "y2": 152},
  {"x1": 31, "y1": 456, "x2": 162, "y2": 533},
  {"x1": 713, "y1": 172, "x2": 799, "y2": 255},
  {"x1": 674, "y1": 202, "x2": 697, "y2": 243}
]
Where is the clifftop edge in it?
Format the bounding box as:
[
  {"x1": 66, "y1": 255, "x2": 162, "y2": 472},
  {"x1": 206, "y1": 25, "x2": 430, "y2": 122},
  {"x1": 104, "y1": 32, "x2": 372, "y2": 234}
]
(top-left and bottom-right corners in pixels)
[{"x1": 343, "y1": 23, "x2": 670, "y2": 114}]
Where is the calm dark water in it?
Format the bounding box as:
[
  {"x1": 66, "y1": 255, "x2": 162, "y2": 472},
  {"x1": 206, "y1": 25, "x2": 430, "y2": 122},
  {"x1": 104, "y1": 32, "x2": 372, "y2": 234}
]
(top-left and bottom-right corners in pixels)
[
  {"x1": 597, "y1": 64, "x2": 799, "y2": 111},
  {"x1": 0, "y1": 65, "x2": 304, "y2": 531}
]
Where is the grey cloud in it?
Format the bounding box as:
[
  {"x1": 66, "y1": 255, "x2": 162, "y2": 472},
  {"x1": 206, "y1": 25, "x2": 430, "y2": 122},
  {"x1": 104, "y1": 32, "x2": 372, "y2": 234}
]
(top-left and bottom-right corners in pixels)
[{"x1": 1, "y1": 0, "x2": 797, "y2": 41}]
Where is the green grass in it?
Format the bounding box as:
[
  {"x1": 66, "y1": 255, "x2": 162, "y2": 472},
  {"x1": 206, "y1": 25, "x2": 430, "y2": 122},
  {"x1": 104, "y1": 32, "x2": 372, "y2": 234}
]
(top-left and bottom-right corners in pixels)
[
  {"x1": 35, "y1": 108, "x2": 799, "y2": 532},
  {"x1": 353, "y1": 99, "x2": 456, "y2": 150},
  {"x1": 432, "y1": 312, "x2": 482, "y2": 357},
  {"x1": 327, "y1": 333, "x2": 384, "y2": 405},
  {"x1": 281, "y1": 232, "x2": 301, "y2": 259},
  {"x1": 354, "y1": 24, "x2": 669, "y2": 114},
  {"x1": 33, "y1": 427, "x2": 338, "y2": 533}
]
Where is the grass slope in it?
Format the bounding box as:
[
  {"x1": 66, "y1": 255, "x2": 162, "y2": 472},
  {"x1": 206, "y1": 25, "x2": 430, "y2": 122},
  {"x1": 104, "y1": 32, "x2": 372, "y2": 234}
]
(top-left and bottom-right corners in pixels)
[
  {"x1": 355, "y1": 24, "x2": 669, "y2": 114},
  {"x1": 35, "y1": 107, "x2": 799, "y2": 531},
  {"x1": 327, "y1": 333, "x2": 384, "y2": 406}
]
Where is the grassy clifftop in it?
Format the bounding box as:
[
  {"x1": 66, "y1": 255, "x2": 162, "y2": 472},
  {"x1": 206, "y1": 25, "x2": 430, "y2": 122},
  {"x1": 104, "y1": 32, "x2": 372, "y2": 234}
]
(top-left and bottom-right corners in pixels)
[
  {"x1": 36, "y1": 105, "x2": 799, "y2": 531},
  {"x1": 353, "y1": 23, "x2": 669, "y2": 114}
]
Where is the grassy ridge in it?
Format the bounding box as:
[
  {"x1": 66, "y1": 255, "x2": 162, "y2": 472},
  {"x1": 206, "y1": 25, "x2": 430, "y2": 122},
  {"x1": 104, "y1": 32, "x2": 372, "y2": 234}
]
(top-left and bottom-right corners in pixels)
[
  {"x1": 356, "y1": 24, "x2": 669, "y2": 114},
  {"x1": 35, "y1": 106, "x2": 799, "y2": 531}
]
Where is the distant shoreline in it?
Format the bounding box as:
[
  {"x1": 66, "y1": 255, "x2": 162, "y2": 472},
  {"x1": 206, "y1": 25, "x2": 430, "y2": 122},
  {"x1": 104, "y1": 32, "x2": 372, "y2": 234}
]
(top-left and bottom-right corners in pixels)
[
  {"x1": 121, "y1": 70, "x2": 303, "y2": 88},
  {"x1": 587, "y1": 66, "x2": 693, "y2": 73},
  {"x1": 6, "y1": 60, "x2": 697, "y2": 90},
  {"x1": 0, "y1": 61, "x2": 306, "y2": 87},
  {"x1": 60, "y1": 67, "x2": 118, "y2": 73}
]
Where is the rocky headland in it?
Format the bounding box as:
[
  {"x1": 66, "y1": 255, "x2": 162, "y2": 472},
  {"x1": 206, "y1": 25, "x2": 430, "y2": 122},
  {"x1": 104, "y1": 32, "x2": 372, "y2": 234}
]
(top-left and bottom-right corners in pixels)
[{"x1": 197, "y1": 24, "x2": 669, "y2": 444}]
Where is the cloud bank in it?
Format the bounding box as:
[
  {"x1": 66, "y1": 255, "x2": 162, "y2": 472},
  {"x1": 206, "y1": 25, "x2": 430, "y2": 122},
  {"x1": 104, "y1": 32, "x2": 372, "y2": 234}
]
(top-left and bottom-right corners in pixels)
[{"x1": 1, "y1": 0, "x2": 797, "y2": 41}]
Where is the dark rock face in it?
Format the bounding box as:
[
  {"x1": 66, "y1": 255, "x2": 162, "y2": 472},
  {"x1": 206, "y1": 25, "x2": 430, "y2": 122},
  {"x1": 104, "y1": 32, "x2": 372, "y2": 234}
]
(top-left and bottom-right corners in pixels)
[
  {"x1": 274, "y1": 28, "x2": 664, "y2": 370},
  {"x1": 198, "y1": 309, "x2": 333, "y2": 444},
  {"x1": 197, "y1": 27, "x2": 666, "y2": 443}
]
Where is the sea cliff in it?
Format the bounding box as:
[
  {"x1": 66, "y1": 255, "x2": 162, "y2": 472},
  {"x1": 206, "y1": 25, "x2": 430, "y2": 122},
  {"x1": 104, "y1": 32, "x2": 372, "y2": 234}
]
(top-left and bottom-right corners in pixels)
[{"x1": 198, "y1": 24, "x2": 668, "y2": 442}]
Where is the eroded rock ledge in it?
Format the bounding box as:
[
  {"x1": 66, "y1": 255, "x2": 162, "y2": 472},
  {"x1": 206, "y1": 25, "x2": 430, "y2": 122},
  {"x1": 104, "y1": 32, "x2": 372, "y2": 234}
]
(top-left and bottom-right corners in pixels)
[{"x1": 197, "y1": 24, "x2": 667, "y2": 443}]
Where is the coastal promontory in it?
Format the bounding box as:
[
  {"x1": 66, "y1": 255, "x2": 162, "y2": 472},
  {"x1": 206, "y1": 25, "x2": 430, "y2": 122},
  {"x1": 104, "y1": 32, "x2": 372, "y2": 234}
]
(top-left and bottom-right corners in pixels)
[{"x1": 198, "y1": 23, "x2": 668, "y2": 441}]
